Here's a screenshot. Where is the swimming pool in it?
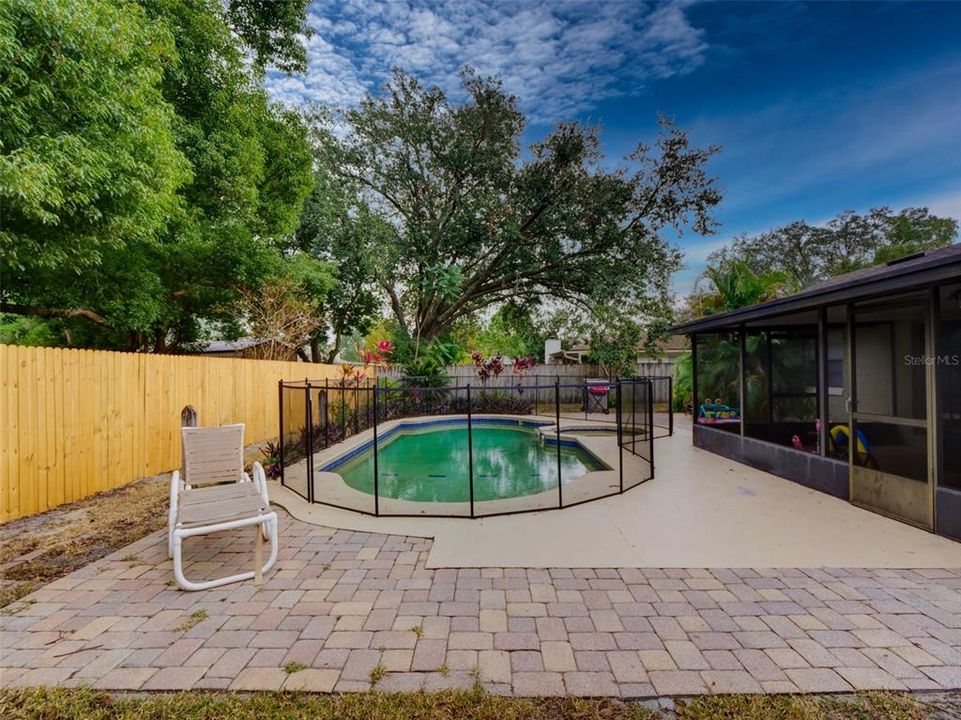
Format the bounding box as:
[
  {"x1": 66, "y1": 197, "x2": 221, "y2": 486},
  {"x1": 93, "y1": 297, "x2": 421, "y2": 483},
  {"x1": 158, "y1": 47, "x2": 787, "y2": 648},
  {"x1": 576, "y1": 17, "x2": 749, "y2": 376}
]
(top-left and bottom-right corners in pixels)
[{"x1": 325, "y1": 420, "x2": 608, "y2": 502}]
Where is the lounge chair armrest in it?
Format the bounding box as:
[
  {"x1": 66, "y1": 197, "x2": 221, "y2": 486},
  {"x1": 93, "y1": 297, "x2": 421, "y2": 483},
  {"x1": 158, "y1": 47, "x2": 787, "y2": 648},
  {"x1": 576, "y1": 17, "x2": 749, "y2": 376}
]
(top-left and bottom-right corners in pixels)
[
  {"x1": 252, "y1": 461, "x2": 269, "y2": 503},
  {"x1": 168, "y1": 470, "x2": 184, "y2": 559},
  {"x1": 169, "y1": 470, "x2": 183, "y2": 514}
]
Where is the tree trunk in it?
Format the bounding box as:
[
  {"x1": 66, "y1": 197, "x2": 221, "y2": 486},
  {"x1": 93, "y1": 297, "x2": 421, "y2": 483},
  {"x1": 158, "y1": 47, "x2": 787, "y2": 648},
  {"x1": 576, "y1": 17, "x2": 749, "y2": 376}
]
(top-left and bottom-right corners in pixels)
[
  {"x1": 152, "y1": 327, "x2": 167, "y2": 353},
  {"x1": 324, "y1": 331, "x2": 342, "y2": 364}
]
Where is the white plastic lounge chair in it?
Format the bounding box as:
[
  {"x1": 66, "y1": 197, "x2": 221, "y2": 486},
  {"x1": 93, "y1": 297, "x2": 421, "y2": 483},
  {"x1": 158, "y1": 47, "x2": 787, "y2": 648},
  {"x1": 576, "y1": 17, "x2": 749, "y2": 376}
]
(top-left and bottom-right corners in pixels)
[{"x1": 168, "y1": 423, "x2": 278, "y2": 591}]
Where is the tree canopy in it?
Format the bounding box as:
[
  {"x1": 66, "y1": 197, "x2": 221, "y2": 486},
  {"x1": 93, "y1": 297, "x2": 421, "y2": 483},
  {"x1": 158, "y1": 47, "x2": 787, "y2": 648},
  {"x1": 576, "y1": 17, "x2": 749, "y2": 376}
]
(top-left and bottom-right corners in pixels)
[
  {"x1": 708, "y1": 207, "x2": 958, "y2": 289},
  {"x1": 313, "y1": 70, "x2": 722, "y2": 351},
  {"x1": 585, "y1": 304, "x2": 646, "y2": 380},
  {"x1": 1, "y1": 0, "x2": 316, "y2": 351},
  {"x1": 0, "y1": 0, "x2": 188, "y2": 276}
]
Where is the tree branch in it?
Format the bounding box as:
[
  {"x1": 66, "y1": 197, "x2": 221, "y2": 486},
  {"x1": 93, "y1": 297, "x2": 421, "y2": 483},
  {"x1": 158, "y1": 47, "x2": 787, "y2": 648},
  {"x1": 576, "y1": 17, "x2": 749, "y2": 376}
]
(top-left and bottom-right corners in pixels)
[
  {"x1": 1, "y1": 302, "x2": 108, "y2": 326},
  {"x1": 383, "y1": 282, "x2": 409, "y2": 336}
]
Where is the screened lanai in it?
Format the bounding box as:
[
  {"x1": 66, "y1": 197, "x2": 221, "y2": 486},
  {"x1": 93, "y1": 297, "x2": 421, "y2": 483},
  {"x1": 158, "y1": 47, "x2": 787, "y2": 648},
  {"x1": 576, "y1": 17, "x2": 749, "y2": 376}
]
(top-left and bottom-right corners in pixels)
[{"x1": 672, "y1": 244, "x2": 961, "y2": 542}]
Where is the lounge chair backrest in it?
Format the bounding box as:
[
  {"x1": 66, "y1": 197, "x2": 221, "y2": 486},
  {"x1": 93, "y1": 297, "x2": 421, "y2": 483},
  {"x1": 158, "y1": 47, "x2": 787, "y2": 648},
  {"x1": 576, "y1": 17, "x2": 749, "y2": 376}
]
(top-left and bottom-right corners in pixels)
[{"x1": 182, "y1": 424, "x2": 245, "y2": 487}]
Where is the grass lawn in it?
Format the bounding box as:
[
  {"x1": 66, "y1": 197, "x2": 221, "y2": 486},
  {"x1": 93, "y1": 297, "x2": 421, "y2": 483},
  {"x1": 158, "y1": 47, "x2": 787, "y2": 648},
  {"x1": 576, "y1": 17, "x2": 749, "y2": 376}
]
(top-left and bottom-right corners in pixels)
[{"x1": 0, "y1": 688, "x2": 933, "y2": 720}]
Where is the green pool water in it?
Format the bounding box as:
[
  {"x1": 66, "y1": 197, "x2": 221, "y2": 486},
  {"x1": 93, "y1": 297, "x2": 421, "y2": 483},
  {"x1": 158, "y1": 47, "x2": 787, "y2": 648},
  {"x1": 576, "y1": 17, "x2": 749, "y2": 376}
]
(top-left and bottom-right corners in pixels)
[{"x1": 334, "y1": 423, "x2": 606, "y2": 502}]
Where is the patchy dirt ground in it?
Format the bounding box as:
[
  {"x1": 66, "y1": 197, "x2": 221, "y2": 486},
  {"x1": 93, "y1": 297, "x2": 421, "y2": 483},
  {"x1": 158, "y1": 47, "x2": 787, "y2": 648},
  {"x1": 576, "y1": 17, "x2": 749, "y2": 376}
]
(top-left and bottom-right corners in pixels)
[{"x1": 0, "y1": 476, "x2": 169, "y2": 609}]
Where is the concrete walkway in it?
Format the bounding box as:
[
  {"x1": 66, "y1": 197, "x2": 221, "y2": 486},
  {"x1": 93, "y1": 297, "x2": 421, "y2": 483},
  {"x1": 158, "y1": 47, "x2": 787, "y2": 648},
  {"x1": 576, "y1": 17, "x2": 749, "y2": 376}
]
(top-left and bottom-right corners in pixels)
[
  {"x1": 274, "y1": 424, "x2": 961, "y2": 568},
  {"x1": 1, "y1": 509, "x2": 960, "y2": 697}
]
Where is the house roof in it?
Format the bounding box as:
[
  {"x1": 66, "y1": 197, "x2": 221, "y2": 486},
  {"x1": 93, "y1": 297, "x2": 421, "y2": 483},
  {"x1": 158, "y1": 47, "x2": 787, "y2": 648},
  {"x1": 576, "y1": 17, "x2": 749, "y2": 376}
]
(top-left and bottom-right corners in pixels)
[
  {"x1": 198, "y1": 338, "x2": 268, "y2": 353},
  {"x1": 650, "y1": 334, "x2": 688, "y2": 354},
  {"x1": 671, "y1": 243, "x2": 961, "y2": 334}
]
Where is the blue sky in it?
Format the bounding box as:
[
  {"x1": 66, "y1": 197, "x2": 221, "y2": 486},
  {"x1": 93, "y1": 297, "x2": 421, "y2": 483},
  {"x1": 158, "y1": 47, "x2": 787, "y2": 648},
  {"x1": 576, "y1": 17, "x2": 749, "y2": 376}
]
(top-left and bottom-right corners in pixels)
[{"x1": 267, "y1": 1, "x2": 961, "y2": 297}]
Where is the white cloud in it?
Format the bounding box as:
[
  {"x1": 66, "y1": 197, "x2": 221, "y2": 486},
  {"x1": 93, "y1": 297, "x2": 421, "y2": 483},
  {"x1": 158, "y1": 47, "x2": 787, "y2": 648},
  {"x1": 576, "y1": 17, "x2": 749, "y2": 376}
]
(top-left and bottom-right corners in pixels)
[
  {"x1": 266, "y1": 1, "x2": 707, "y2": 122},
  {"x1": 910, "y1": 188, "x2": 961, "y2": 224}
]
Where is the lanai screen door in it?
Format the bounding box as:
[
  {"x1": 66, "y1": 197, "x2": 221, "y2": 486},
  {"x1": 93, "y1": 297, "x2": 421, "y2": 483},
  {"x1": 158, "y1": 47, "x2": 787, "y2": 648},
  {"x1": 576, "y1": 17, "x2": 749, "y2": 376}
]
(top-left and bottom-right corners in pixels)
[{"x1": 848, "y1": 294, "x2": 934, "y2": 529}]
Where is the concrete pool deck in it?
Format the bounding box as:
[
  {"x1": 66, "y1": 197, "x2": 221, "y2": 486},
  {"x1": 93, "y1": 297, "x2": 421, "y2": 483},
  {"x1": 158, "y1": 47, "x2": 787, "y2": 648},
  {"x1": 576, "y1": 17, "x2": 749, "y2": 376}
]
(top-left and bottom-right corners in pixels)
[{"x1": 273, "y1": 422, "x2": 961, "y2": 568}]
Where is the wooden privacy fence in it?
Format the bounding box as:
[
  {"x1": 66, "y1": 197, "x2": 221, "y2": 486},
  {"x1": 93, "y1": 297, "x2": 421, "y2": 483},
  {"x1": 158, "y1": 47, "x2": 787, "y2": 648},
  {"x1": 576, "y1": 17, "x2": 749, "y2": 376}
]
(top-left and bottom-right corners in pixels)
[{"x1": 0, "y1": 345, "x2": 358, "y2": 523}]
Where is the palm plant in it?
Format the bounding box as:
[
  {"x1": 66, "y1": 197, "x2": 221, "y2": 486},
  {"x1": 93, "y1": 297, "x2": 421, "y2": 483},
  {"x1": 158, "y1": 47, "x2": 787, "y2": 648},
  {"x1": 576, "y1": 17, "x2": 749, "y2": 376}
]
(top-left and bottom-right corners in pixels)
[{"x1": 692, "y1": 261, "x2": 793, "y2": 317}]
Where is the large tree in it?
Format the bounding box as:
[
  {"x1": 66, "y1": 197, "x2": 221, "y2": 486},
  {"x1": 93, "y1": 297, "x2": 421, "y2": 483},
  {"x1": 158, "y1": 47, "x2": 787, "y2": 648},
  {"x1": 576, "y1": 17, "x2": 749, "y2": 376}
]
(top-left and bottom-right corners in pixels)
[
  {"x1": 709, "y1": 207, "x2": 958, "y2": 289},
  {"x1": 293, "y1": 151, "x2": 383, "y2": 363},
  {"x1": 1, "y1": 0, "x2": 316, "y2": 351},
  {"x1": 314, "y1": 70, "x2": 721, "y2": 351},
  {"x1": 0, "y1": 0, "x2": 188, "y2": 282}
]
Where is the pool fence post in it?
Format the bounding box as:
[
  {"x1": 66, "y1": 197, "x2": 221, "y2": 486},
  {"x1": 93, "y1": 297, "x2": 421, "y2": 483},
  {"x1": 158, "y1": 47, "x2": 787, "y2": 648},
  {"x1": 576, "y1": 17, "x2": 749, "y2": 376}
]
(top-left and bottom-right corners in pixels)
[
  {"x1": 341, "y1": 377, "x2": 346, "y2": 440},
  {"x1": 617, "y1": 380, "x2": 624, "y2": 493},
  {"x1": 467, "y1": 384, "x2": 475, "y2": 518},
  {"x1": 668, "y1": 376, "x2": 674, "y2": 437},
  {"x1": 647, "y1": 379, "x2": 655, "y2": 480},
  {"x1": 366, "y1": 377, "x2": 371, "y2": 430},
  {"x1": 372, "y1": 384, "x2": 380, "y2": 516},
  {"x1": 324, "y1": 378, "x2": 330, "y2": 448},
  {"x1": 555, "y1": 379, "x2": 563, "y2": 508},
  {"x1": 278, "y1": 380, "x2": 285, "y2": 489},
  {"x1": 353, "y1": 380, "x2": 359, "y2": 435},
  {"x1": 305, "y1": 381, "x2": 314, "y2": 503}
]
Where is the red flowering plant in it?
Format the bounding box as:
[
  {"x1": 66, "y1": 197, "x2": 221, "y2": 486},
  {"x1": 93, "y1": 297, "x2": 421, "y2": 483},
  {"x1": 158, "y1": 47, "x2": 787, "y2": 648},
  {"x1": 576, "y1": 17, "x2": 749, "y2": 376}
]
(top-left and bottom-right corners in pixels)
[
  {"x1": 471, "y1": 351, "x2": 505, "y2": 383},
  {"x1": 511, "y1": 356, "x2": 536, "y2": 395},
  {"x1": 468, "y1": 352, "x2": 537, "y2": 412},
  {"x1": 512, "y1": 356, "x2": 536, "y2": 374},
  {"x1": 340, "y1": 340, "x2": 393, "y2": 387}
]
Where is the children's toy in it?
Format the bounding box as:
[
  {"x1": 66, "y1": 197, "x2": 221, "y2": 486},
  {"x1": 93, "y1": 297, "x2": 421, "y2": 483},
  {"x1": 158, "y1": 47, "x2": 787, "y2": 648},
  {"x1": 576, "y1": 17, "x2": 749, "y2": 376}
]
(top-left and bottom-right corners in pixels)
[
  {"x1": 697, "y1": 401, "x2": 740, "y2": 424},
  {"x1": 828, "y1": 424, "x2": 878, "y2": 468}
]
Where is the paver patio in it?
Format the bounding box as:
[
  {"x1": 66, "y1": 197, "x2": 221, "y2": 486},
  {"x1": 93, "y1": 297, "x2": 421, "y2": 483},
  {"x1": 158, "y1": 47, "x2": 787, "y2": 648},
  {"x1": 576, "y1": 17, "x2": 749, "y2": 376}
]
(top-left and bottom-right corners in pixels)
[{"x1": 1, "y1": 508, "x2": 960, "y2": 697}]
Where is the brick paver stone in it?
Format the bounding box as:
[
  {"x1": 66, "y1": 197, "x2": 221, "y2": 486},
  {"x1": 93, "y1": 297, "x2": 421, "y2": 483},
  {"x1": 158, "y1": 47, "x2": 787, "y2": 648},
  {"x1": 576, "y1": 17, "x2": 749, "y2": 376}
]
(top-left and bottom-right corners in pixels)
[
  {"x1": 283, "y1": 669, "x2": 340, "y2": 692},
  {"x1": 785, "y1": 668, "x2": 853, "y2": 693},
  {"x1": 702, "y1": 670, "x2": 764, "y2": 694},
  {"x1": 0, "y1": 507, "x2": 958, "y2": 700},
  {"x1": 512, "y1": 672, "x2": 565, "y2": 696},
  {"x1": 478, "y1": 650, "x2": 511, "y2": 683},
  {"x1": 143, "y1": 667, "x2": 207, "y2": 691},
  {"x1": 539, "y1": 641, "x2": 575, "y2": 672},
  {"x1": 607, "y1": 651, "x2": 648, "y2": 683},
  {"x1": 649, "y1": 670, "x2": 708, "y2": 695},
  {"x1": 564, "y1": 671, "x2": 619, "y2": 696}
]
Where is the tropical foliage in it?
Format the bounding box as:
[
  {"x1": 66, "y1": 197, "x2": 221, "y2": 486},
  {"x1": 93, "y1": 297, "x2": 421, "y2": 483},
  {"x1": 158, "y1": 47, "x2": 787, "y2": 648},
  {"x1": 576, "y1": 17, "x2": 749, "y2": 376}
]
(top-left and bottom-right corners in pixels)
[
  {"x1": 452, "y1": 304, "x2": 546, "y2": 362},
  {"x1": 688, "y1": 261, "x2": 793, "y2": 318}
]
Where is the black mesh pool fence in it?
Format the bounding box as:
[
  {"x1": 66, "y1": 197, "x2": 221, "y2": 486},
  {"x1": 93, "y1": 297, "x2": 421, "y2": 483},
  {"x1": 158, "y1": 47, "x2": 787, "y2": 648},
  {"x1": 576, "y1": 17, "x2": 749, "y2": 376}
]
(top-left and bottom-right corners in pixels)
[{"x1": 278, "y1": 377, "x2": 657, "y2": 518}]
